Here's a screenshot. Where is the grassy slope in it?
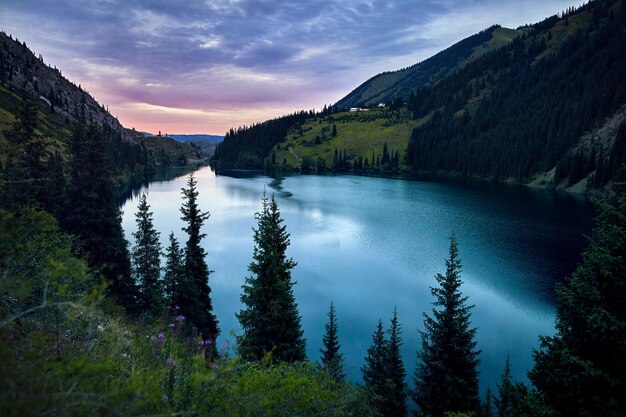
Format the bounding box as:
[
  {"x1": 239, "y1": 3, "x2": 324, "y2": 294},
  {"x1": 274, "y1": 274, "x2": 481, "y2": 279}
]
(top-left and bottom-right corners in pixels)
[
  {"x1": 459, "y1": 27, "x2": 520, "y2": 65},
  {"x1": 274, "y1": 109, "x2": 422, "y2": 167},
  {"x1": 273, "y1": 27, "x2": 524, "y2": 169},
  {"x1": 289, "y1": 9, "x2": 601, "y2": 171},
  {"x1": 140, "y1": 135, "x2": 208, "y2": 162},
  {"x1": 0, "y1": 84, "x2": 73, "y2": 166},
  {"x1": 0, "y1": 84, "x2": 72, "y2": 139},
  {"x1": 338, "y1": 26, "x2": 521, "y2": 108},
  {"x1": 534, "y1": 9, "x2": 593, "y2": 61}
]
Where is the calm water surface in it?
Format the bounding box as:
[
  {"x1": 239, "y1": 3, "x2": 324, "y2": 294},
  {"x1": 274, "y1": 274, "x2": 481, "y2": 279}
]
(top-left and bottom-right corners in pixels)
[{"x1": 121, "y1": 166, "x2": 593, "y2": 392}]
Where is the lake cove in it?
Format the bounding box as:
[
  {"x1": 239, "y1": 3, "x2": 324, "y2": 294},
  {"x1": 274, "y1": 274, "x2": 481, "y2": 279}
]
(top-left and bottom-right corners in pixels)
[{"x1": 121, "y1": 166, "x2": 593, "y2": 392}]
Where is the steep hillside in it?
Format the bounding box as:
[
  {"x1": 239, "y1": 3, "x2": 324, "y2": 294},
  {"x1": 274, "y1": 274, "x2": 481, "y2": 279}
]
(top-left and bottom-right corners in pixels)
[
  {"x1": 0, "y1": 32, "x2": 138, "y2": 142},
  {"x1": 336, "y1": 25, "x2": 521, "y2": 109},
  {"x1": 213, "y1": 0, "x2": 626, "y2": 192},
  {"x1": 405, "y1": 0, "x2": 626, "y2": 191},
  {"x1": 0, "y1": 31, "x2": 204, "y2": 176}
]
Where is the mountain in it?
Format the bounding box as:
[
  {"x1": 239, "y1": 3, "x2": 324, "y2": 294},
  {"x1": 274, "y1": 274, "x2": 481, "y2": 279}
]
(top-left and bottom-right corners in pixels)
[
  {"x1": 169, "y1": 134, "x2": 223, "y2": 143},
  {"x1": 0, "y1": 31, "x2": 204, "y2": 175},
  {"x1": 169, "y1": 134, "x2": 222, "y2": 156},
  {"x1": 142, "y1": 134, "x2": 223, "y2": 157},
  {"x1": 213, "y1": 0, "x2": 626, "y2": 192},
  {"x1": 139, "y1": 135, "x2": 209, "y2": 164},
  {"x1": 404, "y1": 0, "x2": 626, "y2": 191},
  {"x1": 336, "y1": 25, "x2": 521, "y2": 109},
  {"x1": 0, "y1": 32, "x2": 139, "y2": 143}
]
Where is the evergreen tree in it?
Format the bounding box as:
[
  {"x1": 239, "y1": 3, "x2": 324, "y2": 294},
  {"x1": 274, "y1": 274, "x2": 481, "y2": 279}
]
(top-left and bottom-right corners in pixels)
[
  {"x1": 180, "y1": 173, "x2": 218, "y2": 339},
  {"x1": 362, "y1": 319, "x2": 387, "y2": 415},
  {"x1": 413, "y1": 234, "x2": 480, "y2": 417},
  {"x1": 381, "y1": 142, "x2": 389, "y2": 165},
  {"x1": 131, "y1": 194, "x2": 163, "y2": 319},
  {"x1": 0, "y1": 97, "x2": 54, "y2": 211},
  {"x1": 495, "y1": 355, "x2": 514, "y2": 417},
  {"x1": 529, "y1": 183, "x2": 626, "y2": 417},
  {"x1": 385, "y1": 307, "x2": 407, "y2": 417},
  {"x1": 481, "y1": 388, "x2": 494, "y2": 417},
  {"x1": 321, "y1": 302, "x2": 345, "y2": 382},
  {"x1": 237, "y1": 191, "x2": 306, "y2": 362},
  {"x1": 163, "y1": 232, "x2": 184, "y2": 304},
  {"x1": 332, "y1": 123, "x2": 337, "y2": 137},
  {"x1": 65, "y1": 123, "x2": 138, "y2": 312}
]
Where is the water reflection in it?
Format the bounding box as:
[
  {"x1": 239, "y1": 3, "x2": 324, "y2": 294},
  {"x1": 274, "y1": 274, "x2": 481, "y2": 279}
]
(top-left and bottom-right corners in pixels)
[{"x1": 121, "y1": 166, "x2": 593, "y2": 394}]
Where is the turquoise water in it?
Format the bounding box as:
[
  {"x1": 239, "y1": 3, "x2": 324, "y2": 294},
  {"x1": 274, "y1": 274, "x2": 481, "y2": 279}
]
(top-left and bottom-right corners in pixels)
[{"x1": 121, "y1": 166, "x2": 593, "y2": 392}]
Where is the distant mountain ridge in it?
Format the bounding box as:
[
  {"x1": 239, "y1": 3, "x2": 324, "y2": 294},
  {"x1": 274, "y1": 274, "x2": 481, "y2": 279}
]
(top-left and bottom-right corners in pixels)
[
  {"x1": 336, "y1": 25, "x2": 521, "y2": 109},
  {"x1": 141, "y1": 134, "x2": 223, "y2": 157},
  {"x1": 141, "y1": 133, "x2": 223, "y2": 143}
]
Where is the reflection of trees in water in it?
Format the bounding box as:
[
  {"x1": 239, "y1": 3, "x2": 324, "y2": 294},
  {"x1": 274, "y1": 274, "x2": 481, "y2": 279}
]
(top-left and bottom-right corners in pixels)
[{"x1": 117, "y1": 165, "x2": 202, "y2": 206}]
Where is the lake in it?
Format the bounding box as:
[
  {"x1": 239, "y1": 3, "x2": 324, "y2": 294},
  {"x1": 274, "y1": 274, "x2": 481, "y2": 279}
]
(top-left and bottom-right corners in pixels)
[{"x1": 121, "y1": 166, "x2": 594, "y2": 393}]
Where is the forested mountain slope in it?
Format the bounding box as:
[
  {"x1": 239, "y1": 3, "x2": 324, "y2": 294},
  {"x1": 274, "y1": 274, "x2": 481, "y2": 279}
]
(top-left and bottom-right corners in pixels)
[
  {"x1": 336, "y1": 25, "x2": 521, "y2": 109},
  {"x1": 405, "y1": 0, "x2": 626, "y2": 190},
  {"x1": 0, "y1": 31, "x2": 205, "y2": 176},
  {"x1": 213, "y1": 0, "x2": 626, "y2": 192}
]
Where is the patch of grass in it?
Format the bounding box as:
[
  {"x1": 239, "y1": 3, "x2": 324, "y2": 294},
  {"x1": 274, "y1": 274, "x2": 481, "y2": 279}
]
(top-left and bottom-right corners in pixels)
[
  {"x1": 0, "y1": 84, "x2": 72, "y2": 140},
  {"x1": 274, "y1": 110, "x2": 418, "y2": 167},
  {"x1": 534, "y1": 10, "x2": 592, "y2": 61},
  {"x1": 460, "y1": 27, "x2": 521, "y2": 66}
]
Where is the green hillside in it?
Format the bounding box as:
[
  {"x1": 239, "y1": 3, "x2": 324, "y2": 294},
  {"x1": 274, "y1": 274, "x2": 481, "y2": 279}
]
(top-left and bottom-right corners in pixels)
[
  {"x1": 274, "y1": 109, "x2": 419, "y2": 169},
  {"x1": 140, "y1": 135, "x2": 208, "y2": 166},
  {"x1": 336, "y1": 25, "x2": 521, "y2": 109}
]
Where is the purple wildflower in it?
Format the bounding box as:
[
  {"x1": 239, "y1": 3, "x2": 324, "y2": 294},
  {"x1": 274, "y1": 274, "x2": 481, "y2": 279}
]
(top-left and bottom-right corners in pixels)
[
  {"x1": 175, "y1": 315, "x2": 185, "y2": 322},
  {"x1": 198, "y1": 340, "x2": 205, "y2": 345},
  {"x1": 175, "y1": 305, "x2": 180, "y2": 310},
  {"x1": 157, "y1": 332, "x2": 165, "y2": 342},
  {"x1": 204, "y1": 339, "x2": 212, "y2": 346},
  {"x1": 166, "y1": 357, "x2": 174, "y2": 366},
  {"x1": 162, "y1": 394, "x2": 169, "y2": 402},
  {"x1": 211, "y1": 363, "x2": 219, "y2": 371},
  {"x1": 150, "y1": 336, "x2": 157, "y2": 343},
  {"x1": 168, "y1": 323, "x2": 175, "y2": 328}
]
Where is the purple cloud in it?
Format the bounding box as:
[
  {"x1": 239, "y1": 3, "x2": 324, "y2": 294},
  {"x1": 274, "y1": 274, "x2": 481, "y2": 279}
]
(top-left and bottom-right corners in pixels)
[{"x1": 1, "y1": 0, "x2": 581, "y2": 134}]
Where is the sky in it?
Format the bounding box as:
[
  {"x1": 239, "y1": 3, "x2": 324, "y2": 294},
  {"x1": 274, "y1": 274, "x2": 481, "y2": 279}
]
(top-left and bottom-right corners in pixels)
[{"x1": 1, "y1": 0, "x2": 580, "y2": 135}]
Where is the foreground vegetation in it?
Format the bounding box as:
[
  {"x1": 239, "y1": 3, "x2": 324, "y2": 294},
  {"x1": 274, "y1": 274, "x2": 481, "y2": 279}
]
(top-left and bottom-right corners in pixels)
[{"x1": 2, "y1": 2, "x2": 626, "y2": 413}]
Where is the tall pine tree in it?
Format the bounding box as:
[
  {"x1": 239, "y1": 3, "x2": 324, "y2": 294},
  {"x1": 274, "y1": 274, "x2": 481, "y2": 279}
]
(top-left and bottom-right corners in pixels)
[
  {"x1": 131, "y1": 193, "x2": 163, "y2": 319},
  {"x1": 163, "y1": 232, "x2": 184, "y2": 304},
  {"x1": 362, "y1": 319, "x2": 388, "y2": 415},
  {"x1": 321, "y1": 302, "x2": 345, "y2": 382},
  {"x1": 495, "y1": 355, "x2": 514, "y2": 417},
  {"x1": 385, "y1": 307, "x2": 407, "y2": 417},
  {"x1": 413, "y1": 234, "x2": 480, "y2": 417},
  {"x1": 179, "y1": 173, "x2": 218, "y2": 339},
  {"x1": 529, "y1": 183, "x2": 626, "y2": 417},
  {"x1": 65, "y1": 123, "x2": 138, "y2": 312},
  {"x1": 237, "y1": 191, "x2": 306, "y2": 362}
]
